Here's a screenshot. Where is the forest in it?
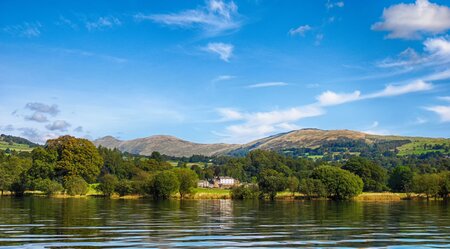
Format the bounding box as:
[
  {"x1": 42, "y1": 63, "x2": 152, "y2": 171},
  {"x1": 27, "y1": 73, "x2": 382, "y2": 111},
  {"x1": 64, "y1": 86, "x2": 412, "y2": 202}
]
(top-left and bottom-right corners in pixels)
[{"x1": 0, "y1": 135, "x2": 449, "y2": 200}]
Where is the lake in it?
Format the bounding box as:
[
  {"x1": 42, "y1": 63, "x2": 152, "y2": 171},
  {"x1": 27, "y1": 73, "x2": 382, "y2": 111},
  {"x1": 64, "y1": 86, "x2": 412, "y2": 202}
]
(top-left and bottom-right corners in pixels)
[{"x1": 0, "y1": 198, "x2": 448, "y2": 248}]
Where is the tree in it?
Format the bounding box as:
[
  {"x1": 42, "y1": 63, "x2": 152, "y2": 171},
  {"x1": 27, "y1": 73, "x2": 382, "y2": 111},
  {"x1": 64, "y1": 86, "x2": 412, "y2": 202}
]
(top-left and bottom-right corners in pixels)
[
  {"x1": 149, "y1": 171, "x2": 180, "y2": 199},
  {"x1": 97, "y1": 174, "x2": 118, "y2": 196},
  {"x1": 438, "y1": 171, "x2": 450, "y2": 199},
  {"x1": 34, "y1": 178, "x2": 63, "y2": 196},
  {"x1": 388, "y1": 166, "x2": 414, "y2": 193},
  {"x1": 46, "y1": 136, "x2": 103, "y2": 182},
  {"x1": 172, "y1": 168, "x2": 198, "y2": 198},
  {"x1": 258, "y1": 169, "x2": 287, "y2": 200},
  {"x1": 343, "y1": 157, "x2": 387, "y2": 192},
  {"x1": 287, "y1": 176, "x2": 300, "y2": 197},
  {"x1": 311, "y1": 166, "x2": 363, "y2": 200},
  {"x1": 413, "y1": 173, "x2": 441, "y2": 200},
  {"x1": 299, "y1": 178, "x2": 327, "y2": 199},
  {"x1": 64, "y1": 176, "x2": 89, "y2": 196}
]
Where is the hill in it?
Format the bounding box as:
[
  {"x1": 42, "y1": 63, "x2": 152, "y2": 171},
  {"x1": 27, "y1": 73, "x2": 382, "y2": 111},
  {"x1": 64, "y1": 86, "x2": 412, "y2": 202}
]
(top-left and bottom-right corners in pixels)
[
  {"x1": 94, "y1": 129, "x2": 450, "y2": 157},
  {"x1": 93, "y1": 135, "x2": 238, "y2": 157},
  {"x1": 0, "y1": 134, "x2": 39, "y2": 152}
]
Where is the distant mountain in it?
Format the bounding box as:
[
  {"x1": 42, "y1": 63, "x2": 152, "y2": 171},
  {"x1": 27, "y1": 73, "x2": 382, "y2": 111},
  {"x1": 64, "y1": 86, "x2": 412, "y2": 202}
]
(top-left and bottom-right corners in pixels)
[
  {"x1": 94, "y1": 129, "x2": 450, "y2": 157},
  {"x1": 93, "y1": 135, "x2": 238, "y2": 157}
]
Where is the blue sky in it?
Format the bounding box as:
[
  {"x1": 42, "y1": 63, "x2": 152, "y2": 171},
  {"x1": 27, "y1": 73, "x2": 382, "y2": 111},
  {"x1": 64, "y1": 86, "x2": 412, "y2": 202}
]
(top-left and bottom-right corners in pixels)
[{"x1": 1, "y1": 0, "x2": 450, "y2": 144}]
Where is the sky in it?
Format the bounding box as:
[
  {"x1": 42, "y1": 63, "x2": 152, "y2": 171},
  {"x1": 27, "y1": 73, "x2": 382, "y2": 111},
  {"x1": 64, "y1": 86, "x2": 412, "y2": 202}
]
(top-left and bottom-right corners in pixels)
[{"x1": 1, "y1": 0, "x2": 450, "y2": 144}]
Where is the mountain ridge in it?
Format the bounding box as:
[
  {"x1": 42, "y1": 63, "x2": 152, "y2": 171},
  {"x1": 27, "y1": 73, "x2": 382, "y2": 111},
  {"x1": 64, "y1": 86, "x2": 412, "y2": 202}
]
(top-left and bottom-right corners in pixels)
[{"x1": 93, "y1": 129, "x2": 450, "y2": 157}]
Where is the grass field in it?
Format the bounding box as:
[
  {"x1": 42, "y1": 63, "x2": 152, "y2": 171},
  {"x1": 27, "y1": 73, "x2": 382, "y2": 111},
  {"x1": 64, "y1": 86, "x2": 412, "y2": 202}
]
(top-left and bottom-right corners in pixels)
[
  {"x1": 0, "y1": 141, "x2": 34, "y2": 152},
  {"x1": 397, "y1": 139, "x2": 450, "y2": 156}
]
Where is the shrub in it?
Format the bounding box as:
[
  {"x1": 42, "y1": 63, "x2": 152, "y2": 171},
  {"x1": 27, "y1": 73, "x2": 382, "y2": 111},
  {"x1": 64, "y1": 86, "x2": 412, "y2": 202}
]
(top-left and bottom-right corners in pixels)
[
  {"x1": 311, "y1": 166, "x2": 363, "y2": 200},
  {"x1": 97, "y1": 174, "x2": 118, "y2": 196},
  {"x1": 64, "y1": 176, "x2": 89, "y2": 196},
  {"x1": 231, "y1": 184, "x2": 260, "y2": 199},
  {"x1": 115, "y1": 179, "x2": 135, "y2": 196},
  {"x1": 34, "y1": 178, "x2": 63, "y2": 196}
]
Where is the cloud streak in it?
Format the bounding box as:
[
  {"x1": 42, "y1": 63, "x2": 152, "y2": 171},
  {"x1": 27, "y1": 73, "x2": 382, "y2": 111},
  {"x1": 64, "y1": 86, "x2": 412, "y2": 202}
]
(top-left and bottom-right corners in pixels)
[
  {"x1": 246, "y1": 82, "x2": 289, "y2": 89},
  {"x1": 136, "y1": 0, "x2": 242, "y2": 36}
]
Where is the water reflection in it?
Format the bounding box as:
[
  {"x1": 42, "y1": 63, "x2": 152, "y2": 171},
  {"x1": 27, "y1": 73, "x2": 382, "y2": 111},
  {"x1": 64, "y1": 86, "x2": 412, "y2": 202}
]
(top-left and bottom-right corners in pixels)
[{"x1": 0, "y1": 197, "x2": 448, "y2": 248}]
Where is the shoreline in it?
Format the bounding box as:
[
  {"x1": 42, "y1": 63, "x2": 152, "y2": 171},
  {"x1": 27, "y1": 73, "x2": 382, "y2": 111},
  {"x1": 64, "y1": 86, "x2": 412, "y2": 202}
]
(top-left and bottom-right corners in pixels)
[{"x1": 0, "y1": 190, "x2": 445, "y2": 201}]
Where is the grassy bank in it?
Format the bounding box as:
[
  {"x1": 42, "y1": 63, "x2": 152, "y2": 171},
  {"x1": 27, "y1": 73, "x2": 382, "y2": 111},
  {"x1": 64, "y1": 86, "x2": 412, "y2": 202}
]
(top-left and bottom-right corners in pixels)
[{"x1": 1, "y1": 188, "x2": 444, "y2": 201}]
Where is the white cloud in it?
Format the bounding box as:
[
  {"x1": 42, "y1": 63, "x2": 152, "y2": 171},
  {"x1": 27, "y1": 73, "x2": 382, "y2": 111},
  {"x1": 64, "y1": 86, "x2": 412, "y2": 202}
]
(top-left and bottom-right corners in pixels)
[
  {"x1": 136, "y1": 0, "x2": 241, "y2": 36},
  {"x1": 246, "y1": 82, "x2": 288, "y2": 89},
  {"x1": 317, "y1": 90, "x2": 361, "y2": 106},
  {"x1": 368, "y1": 80, "x2": 433, "y2": 98},
  {"x1": 25, "y1": 112, "x2": 48, "y2": 123},
  {"x1": 425, "y1": 105, "x2": 450, "y2": 122},
  {"x1": 216, "y1": 108, "x2": 244, "y2": 121},
  {"x1": 212, "y1": 75, "x2": 235, "y2": 82},
  {"x1": 315, "y1": 34, "x2": 324, "y2": 46},
  {"x1": 86, "y1": 16, "x2": 121, "y2": 31},
  {"x1": 216, "y1": 106, "x2": 324, "y2": 143},
  {"x1": 424, "y1": 36, "x2": 450, "y2": 56},
  {"x1": 214, "y1": 80, "x2": 433, "y2": 143},
  {"x1": 3, "y1": 22, "x2": 42, "y2": 38},
  {"x1": 372, "y1": 0, "x2": 450, "y2": 39},
  {"x1": 25, "y1": 102, "x2": 59, "y2": 115},
  {"x1": 45, "y1": 120, "x2": 71, "y2": 132},
  {"x1": 203, "y1": 42, "x2": 233, "y2": 62},
  {"x1": 289, "y1": 25, "x2": 312, "y2": 36}
]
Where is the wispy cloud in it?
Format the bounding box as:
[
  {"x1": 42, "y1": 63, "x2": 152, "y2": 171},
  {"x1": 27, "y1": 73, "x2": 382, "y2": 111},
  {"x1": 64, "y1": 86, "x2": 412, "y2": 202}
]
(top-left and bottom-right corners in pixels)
[
  {"x1": 289, "y1": 25, "x2": 311, "y2": 36},
  {"x1": 25, "y1": 112, "x2": 49, "y2": 123},
  {"x1": 54, "y1": 48, "x2": 127, "y2": 63},
  {"x1": 216, "y1": 80, "x2": 434, "y2": 143},
  {"x1": 3, "y1": 22, "x2": 42, "y2": 38},
  {"x1": 325, "y1": 1, "x2": 344, "y2": 9},
  {"x1": 86, "y1": 16, "x2": 122, "y2": 31},
  {"x1": 378, "y1": 36, "x2": 450, "y2": 69},
  {"x1": 425, "y1": 105, "x2": 450, "y2": 122},
  {"x1": 135, "y1": 0, "x2": 242, "y2": 37},
  {"x1": 57, "y1": 16, "x2": 78, "y2": 30},
  {"x1": 372, "y1": 0, "x2": 450, "y2": 39},
  {"x1": 212, "y1": 75, "x2": 235, "y2": 82},
  {"x1": 246, "y1": 82, "x2": 289, "y2": 89},
  {"x1": 203, "y1": 42, "x2": 234, "y2": 62}
]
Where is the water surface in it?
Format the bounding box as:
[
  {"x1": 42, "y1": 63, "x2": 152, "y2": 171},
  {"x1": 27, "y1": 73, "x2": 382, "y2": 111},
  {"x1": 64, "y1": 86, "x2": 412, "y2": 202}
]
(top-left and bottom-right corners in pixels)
[{"x1": 0, "y1": 197, "x2": 448, "y2": 248}]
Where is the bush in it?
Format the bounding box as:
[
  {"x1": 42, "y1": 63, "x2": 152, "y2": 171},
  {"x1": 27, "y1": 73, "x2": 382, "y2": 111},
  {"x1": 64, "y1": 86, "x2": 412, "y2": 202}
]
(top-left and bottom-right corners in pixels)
[
  {"x1": 64, "y1": 176, "x2": 89, "y2": 196},
  {"x1": 97, "y1": 174, "x2": 118, "y2": 196},
  {"x1": 34, "y1": 178, "x2": 63, "y2": 196},
  {"x1": 148, "y1": 171, "x2": 180, "y2": 199},
  {"x1": 299, "y1": 178, "x2": 327, "y2": 199},
  {"x1": 115, "y1": 179, "x2": 135, "y2": 196},
  {"x1": 311, "y1": 166, "x2": 363, "y2": 200},
  {"x1": 231, "y1": 184, "x2": 260, "y2": 199}
]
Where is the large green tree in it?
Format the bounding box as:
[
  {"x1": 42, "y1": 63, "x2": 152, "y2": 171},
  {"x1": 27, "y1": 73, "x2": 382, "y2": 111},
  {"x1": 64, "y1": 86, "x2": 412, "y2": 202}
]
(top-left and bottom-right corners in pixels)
[
  {"x1": 149, "y1": 171, "x2": 180, "y2": 199},
  {"x1": 258, "y1": 169, "x2": 287, "y2": 200},
  {"x1": 388, "y1": 166, "x2": 414, "y2": 193},
  {"x1": 172, "y1": 168, "x2": 198, "y2": 198},
  {"x1": 46, "y1": 136, "x2": 103, "y2": 182},
  {"x1": 311, "y1": 166, "x2": 363, "y2": 200}
]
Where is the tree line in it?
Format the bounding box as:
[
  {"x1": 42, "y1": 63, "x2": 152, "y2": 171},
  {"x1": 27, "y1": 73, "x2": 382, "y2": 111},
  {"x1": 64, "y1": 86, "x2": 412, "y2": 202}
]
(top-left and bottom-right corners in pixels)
[{"x1": 0, "y1": 135, "x2": 449, "y2": 200}]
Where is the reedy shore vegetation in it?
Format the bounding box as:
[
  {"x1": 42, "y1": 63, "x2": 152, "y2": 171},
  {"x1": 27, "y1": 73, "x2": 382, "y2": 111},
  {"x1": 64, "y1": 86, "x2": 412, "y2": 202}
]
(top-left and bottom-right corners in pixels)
[{"x1": 0, "y1": 135, "x2": 449, "y2": 201}]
